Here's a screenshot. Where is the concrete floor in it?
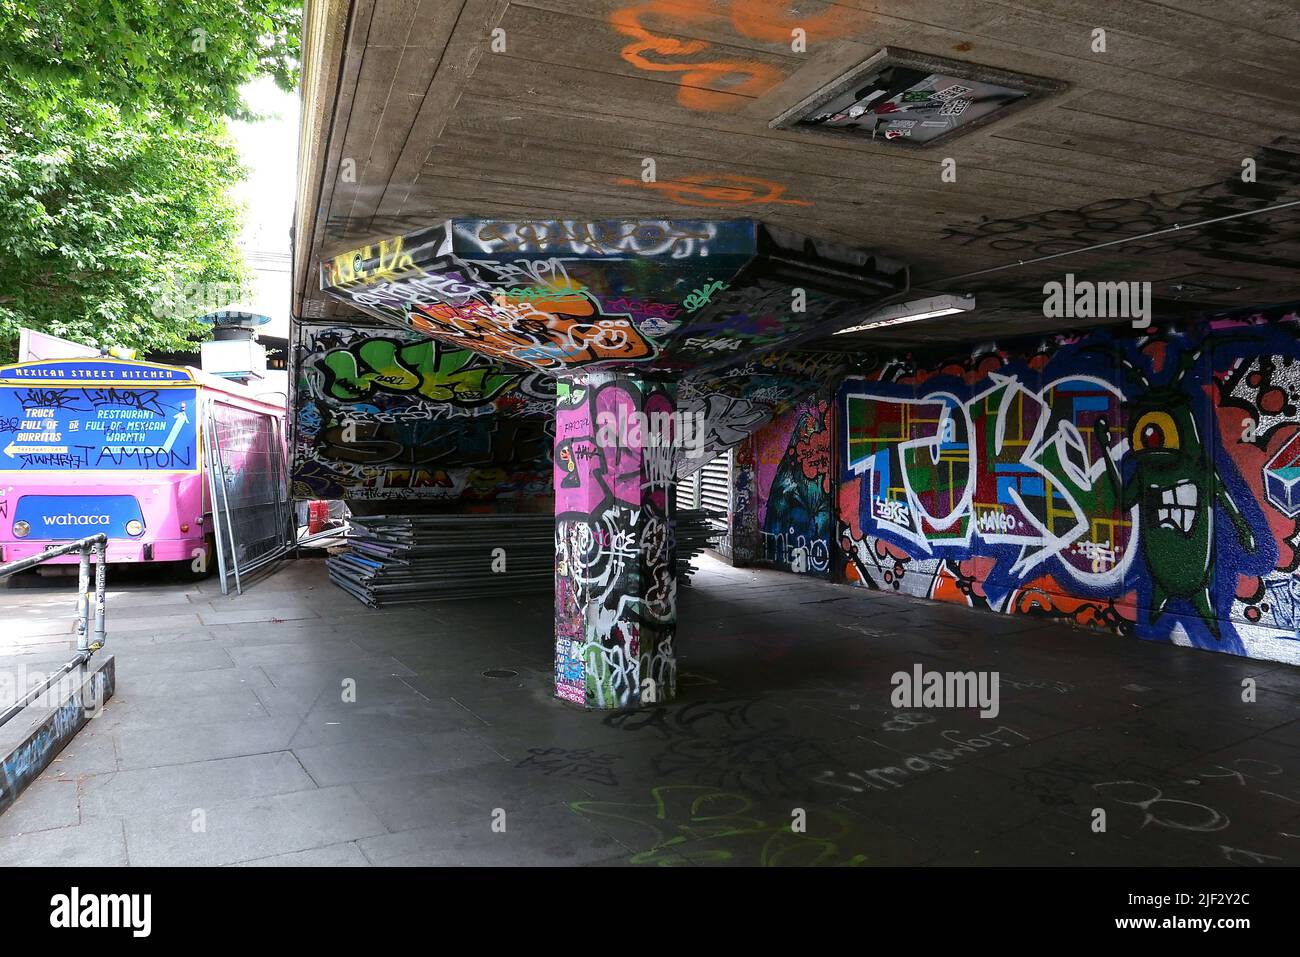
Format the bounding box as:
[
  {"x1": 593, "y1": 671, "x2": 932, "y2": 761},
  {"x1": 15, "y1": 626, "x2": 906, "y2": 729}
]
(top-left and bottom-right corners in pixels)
[{"x1": 1, "y1": 555, "x2": 1298, "y2": 866}]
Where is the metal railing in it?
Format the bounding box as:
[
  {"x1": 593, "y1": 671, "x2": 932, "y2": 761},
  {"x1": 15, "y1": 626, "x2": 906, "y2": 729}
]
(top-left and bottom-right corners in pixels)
[{"x1": 0, "y1": 533, "x2": 108, "y2": 728}]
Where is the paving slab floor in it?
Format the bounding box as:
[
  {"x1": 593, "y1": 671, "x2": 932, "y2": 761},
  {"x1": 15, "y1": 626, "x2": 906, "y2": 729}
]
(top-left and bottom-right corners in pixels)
[{"x1": 1, "y1": 555, "x2": 1298, "y2": 866}]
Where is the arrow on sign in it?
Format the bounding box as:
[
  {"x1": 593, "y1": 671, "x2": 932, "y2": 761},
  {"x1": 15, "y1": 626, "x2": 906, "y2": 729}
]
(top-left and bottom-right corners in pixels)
[
  {"x1": 3, "y1": 442, "x2": 69, "y2": 456},
  {"x1": 102, "y1": 409, "x2": 189, "y2": 456}
]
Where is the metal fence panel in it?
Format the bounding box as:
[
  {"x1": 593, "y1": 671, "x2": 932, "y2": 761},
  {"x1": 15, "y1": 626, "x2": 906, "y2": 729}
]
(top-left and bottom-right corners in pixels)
[{"x1": 205, "y1": 402, "x2": 291, "y2": 594}]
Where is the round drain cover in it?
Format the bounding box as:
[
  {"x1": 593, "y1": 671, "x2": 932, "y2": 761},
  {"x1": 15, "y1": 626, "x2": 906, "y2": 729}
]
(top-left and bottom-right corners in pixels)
[{"x1": 482, "y1": 669, "x2": 518, "y2": 678}]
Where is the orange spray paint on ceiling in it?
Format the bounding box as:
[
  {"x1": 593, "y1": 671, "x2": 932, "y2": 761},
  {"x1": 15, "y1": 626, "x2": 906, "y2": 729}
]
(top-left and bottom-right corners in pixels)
[
  {"x1": 609, "y1": 0, "x2": 863, "y2": 111},
  {"x1": 615, "y1": 172, "x2": 814, "y2": 207}
]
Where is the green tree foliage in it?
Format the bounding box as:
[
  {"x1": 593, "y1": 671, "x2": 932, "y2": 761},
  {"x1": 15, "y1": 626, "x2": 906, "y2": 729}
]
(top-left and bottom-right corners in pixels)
[{"x1": 0, "y1": 1, "x2": 301, "y2": 360}]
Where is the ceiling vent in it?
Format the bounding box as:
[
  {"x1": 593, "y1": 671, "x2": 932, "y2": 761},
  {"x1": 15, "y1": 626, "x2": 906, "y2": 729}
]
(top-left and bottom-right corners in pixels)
[{"x1": 771, "y1": 47, "x2": 1066, "y2": 148}]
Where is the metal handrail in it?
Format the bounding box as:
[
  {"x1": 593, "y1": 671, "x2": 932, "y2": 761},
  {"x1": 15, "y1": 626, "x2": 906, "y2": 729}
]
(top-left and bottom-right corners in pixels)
[{"x1": 0, "y1": 533, "x2": 108, "y2": 728}]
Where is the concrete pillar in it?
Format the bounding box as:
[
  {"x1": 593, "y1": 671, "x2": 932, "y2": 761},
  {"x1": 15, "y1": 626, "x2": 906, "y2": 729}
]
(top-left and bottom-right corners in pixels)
[{"x1": 553, "y1": 372, "x2": 677, "y2": 710}]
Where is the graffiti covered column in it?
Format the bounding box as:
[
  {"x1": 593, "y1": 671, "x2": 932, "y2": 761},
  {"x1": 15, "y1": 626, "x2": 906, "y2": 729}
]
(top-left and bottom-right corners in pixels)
[{"x1": 554, "y1": 373, "x2": 678, "y2": 709}]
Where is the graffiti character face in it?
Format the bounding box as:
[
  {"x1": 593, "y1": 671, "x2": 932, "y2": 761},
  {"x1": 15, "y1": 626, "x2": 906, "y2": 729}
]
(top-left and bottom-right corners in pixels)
[
  {"x1": 1124, "y1": 391, "x2": 1216, "y2": 619},
  {"x1": 1130, "y1": 396, "x2": 1206, "y2": 539},
  {"x1": 1093, "y1": 349, "x2": 1256, "y2": 637}
]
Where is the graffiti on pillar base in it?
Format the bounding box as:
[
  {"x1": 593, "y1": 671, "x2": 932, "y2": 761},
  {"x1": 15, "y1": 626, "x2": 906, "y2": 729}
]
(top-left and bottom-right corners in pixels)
[
  {"x1": 554, "y1": 377, "x2": 678, "y2": 708},
  {"x1": 554, "y1": 636, "x2": 587, "y2": 705},
  {"x1": 837, "y1": 314, "x2": 1300, "y2": 664}
]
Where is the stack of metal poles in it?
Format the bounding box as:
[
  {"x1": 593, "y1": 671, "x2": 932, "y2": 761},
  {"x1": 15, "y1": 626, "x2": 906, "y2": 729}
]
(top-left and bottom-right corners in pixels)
[
  {"x1": 328, "y1": 514, "x2": 553, "y2": 606},
  {"x1": 674, "y1": 508, "x2": 721, "y2": 587},
  {"x1": 328, "y1": 510, "x2": 724, "y2": 607}
]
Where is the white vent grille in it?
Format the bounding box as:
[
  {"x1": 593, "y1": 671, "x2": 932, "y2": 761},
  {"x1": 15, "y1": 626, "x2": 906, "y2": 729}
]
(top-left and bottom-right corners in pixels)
[{"x1": 677, "y1": 449, "x2": 732, "y2": 516}]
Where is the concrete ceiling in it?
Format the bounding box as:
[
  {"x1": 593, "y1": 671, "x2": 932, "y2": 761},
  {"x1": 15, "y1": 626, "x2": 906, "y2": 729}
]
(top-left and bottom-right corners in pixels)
[{"x1": 293, "y1": 0, "x2": 1300, "y2": 349}]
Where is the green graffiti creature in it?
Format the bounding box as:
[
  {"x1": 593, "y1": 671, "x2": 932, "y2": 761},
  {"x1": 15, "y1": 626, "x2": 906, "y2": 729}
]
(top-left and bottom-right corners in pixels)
[
  {"x1": 318, "y1": 337, "x2": 520, "y2": 405},
  {"x1": 1092, "y1": 346, "x2": 1255, "y2": 637}
]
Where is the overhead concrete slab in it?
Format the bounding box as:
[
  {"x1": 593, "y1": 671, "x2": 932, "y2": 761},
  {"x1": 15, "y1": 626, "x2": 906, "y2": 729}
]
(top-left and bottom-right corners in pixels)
[{"x1": 318, "y1": 218, "x2": 907, "y2": 376}]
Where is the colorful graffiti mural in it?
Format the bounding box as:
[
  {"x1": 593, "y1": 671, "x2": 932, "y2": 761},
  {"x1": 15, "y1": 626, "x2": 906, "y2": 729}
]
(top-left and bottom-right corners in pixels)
[
  {"x1": 554, "y1": 375, "x2": 677, "y2": 708},
  {"x1": 674, "y1": 348, "x2": 860, "y2": 478},
  {"x1": 410, "y1": 292, "x2": 660, "y2": 372},
  {"x1": 317, "y1": 219, "x2": 906, "y2": 380},
  {"x1": 837, "y1": 314, "x2": 1300, "y2": 664},
  {"x1": 321, "y1": 220, "x2": 750, "y2": 377},
  {"x1": 291, "y1": 323, "x2": 554, "y2": 501},
  {"x1": 733, "y1": 396, "x2": 833, "y2": 575}
]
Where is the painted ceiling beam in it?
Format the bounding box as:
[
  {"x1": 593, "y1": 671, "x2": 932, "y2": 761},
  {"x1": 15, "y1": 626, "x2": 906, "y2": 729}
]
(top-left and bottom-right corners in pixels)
[{"x1": 317, "y1": 218, "x2": 908, "y2": 379}]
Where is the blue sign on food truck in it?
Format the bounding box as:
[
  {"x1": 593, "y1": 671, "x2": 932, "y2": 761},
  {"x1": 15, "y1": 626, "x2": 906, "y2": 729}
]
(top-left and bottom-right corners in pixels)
[{"x1": 0, "y1": 385, "x2": 198, "y2": 471}]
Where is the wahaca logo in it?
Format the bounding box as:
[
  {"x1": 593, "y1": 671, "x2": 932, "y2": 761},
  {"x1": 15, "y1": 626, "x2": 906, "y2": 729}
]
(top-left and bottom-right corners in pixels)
[{"x1": 43, "y1": 514, "x2": 111, "y2": 525}]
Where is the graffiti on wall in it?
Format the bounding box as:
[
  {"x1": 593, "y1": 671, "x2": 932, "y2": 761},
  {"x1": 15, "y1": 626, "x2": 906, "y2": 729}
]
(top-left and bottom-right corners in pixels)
[
  {"x1": 674, "y1": 348, "x2": 859, "y2": 478},
  {"x1": 837, "y1": 314, "x2": 1300, "y2": 664},
  {"x1": 291, "y1": 323, "x2": 554, "y2": 501},
  {"x1": 315, "y1": 336, "x2": 523, "y2": 406},
  {"x1": 554, "y1": 375, "x2": 678, "y2": 708},
  {"x1": 733, "y1": 397, "x2": 832, "y2": 575},
  {"x1": 843, "y1": 371, "x2": 1130, "y2": 582}
]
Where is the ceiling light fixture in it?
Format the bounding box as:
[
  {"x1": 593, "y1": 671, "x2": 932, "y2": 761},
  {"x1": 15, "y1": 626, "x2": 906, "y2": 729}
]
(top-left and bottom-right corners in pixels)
[{"x1": 834, "y1": 294, "x2": 975, "y2": 334}]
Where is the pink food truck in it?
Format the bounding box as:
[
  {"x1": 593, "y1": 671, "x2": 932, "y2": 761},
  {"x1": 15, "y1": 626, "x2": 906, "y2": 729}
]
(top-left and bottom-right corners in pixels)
[{"x1": 0, "y1": 357, "x2": 287, "y2": 578}]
